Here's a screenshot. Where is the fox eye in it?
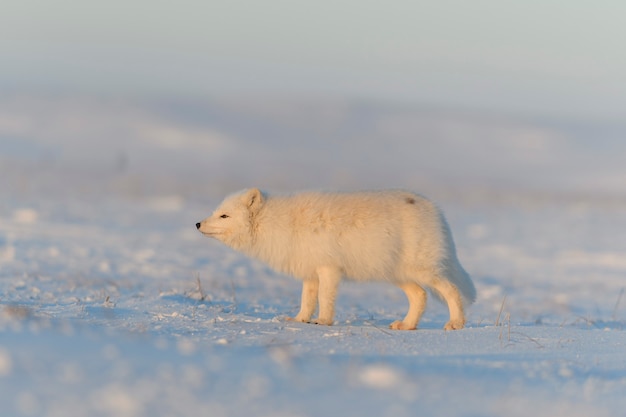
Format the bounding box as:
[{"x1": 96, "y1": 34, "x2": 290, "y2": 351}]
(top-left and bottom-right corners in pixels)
[{"x1": 219, "y1": 214, "x2": 229, "y2": 219}]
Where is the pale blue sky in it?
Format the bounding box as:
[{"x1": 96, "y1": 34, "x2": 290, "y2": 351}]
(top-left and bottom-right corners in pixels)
[{"x1": 2, "y1": 1, "x2": 626, "y2": 121}]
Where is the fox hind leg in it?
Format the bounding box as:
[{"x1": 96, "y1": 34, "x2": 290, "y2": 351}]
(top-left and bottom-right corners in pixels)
[
  {"x1": 430, "y1": 278, "x2": 466, "y2": 330},
  {"x1": 390, "y1": 282, "x2": 427, "y2": 330}
]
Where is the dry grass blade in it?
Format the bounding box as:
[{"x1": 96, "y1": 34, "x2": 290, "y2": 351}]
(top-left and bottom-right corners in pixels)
[
  {"x1": 495, "y1": 295, "x2": 507, "y2": 327},
  {"x1": 195, "y1": 273, "x2": 207, "y2": 302}
]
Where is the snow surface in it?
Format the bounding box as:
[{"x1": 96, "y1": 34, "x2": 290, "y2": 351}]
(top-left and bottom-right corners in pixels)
[{"x1": 2, "y1": 94, "x2": 626, "y2": 417}]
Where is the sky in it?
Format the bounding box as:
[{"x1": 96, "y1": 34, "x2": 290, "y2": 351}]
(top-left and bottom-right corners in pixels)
[{"x1": 2, "y1": 1, "x2": 626, "y2": 122}]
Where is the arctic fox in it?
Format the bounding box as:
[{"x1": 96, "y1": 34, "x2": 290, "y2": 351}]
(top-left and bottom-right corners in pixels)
[{"x1": 196, "y1": 188, "x2": 476, "y2": 330}]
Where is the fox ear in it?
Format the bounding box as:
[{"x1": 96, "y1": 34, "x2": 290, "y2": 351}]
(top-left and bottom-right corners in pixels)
[{"x1": 242, "y1": 188, "x2": 264, "y2": 212}]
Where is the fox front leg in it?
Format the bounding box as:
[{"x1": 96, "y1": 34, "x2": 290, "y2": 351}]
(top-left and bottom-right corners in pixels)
[
  {"x1": 287, "y1": 278, "x2": 319, "y2": 323},
  {"x1": 312, "y1": 266, "x2": 341, "y2": 326}
]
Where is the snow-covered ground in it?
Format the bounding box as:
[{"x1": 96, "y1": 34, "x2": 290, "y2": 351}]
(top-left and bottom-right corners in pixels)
[{"x1": 2, "y1": 94, "x2": 626, "y2": 417}]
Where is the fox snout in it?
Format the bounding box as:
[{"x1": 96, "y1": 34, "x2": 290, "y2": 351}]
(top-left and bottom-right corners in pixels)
[{"x1": 195, "y1": 222, "x2": 201, "y2": 229}]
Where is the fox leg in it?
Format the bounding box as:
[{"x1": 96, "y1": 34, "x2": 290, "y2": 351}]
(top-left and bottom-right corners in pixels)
[
  {"x1": 390, "y1": 282, "x2": 427, "y2": 330},
  {"x1": 312, "y1": 266, "x2": 341, "y2": 326},
  {"x1": 431, "y1": 278, "x2": 466, "y2": 330},
  {"x1": 287, "y1": 278, "x2": 319, "y2": 323}
]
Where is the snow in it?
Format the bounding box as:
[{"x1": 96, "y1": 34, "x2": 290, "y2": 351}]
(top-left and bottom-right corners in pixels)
[{"x1": 2, "y1": 94, "x2": 626, "y2": 416}]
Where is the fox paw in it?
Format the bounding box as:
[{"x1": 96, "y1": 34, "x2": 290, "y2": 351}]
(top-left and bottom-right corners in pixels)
[
  {"x1": 286, "y1": 316, "x2": 310, "y2": 323},
  {"x1": 389, "y1": 320, "x2": 417, "y2": 331},
  {"x1": 311, "y1": 318, "x2": 333, "y2": 326},
  {"x1": 443, "y1": 319, "x2": 465, "y2": 331}
]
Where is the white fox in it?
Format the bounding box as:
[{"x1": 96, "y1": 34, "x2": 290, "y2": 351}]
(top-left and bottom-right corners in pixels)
[{"x1": 196, "y1": 188, "x2": 476, "y2": 330}]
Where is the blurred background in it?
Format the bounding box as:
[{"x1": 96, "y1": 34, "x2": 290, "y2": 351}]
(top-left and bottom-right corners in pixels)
[{"x1": 2, "y1": 1, "x2": 626, "y2": 202}]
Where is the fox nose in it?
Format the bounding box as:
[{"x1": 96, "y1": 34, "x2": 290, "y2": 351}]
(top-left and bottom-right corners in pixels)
[{"x1": 196, "y1": 222, "x2": 201, "y2": 229}]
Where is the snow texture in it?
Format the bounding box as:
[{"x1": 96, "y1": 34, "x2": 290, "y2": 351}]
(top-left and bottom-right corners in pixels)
[{"x1": 1, "y1": 95, "x2": 626, "y2": 417}]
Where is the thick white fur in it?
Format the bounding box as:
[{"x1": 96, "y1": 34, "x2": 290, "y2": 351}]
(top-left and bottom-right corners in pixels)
[{"x1": 197, "y1": 188, "x2": 476, "y2": 330}]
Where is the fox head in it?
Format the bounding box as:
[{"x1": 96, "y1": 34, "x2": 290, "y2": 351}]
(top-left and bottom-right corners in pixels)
[{"x1": 196, "y1": 188, "x2": 264, "y2": 251}]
